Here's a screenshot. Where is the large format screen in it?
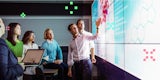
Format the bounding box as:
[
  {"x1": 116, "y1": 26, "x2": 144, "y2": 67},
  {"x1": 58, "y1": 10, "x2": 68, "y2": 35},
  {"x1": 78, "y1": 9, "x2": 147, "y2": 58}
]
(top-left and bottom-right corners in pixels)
[{"x1": 92, "y1": 0, "x2": 160, "y2": 79}]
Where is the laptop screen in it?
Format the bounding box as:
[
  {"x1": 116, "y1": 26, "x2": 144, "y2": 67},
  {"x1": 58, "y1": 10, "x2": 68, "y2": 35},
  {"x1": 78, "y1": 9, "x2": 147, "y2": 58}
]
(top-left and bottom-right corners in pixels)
[{"x1": 22, "y1": 49, "x2": 44, "y2": 65}]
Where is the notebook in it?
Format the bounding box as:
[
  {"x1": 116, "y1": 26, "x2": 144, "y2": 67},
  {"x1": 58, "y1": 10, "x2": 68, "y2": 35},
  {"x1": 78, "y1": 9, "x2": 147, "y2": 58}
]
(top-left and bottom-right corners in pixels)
[{"x1": 22, "y1": 49, "x2": 44, "y2": 66}]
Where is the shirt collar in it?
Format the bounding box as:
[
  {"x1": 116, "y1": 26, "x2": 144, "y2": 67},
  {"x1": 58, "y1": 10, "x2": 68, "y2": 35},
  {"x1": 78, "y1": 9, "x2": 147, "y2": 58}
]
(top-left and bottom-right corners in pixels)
[
  {"x1": 46, "y1": 39, "x2": 53, "y2": 43},
  {"x1": 80, "y1": 30, "x2": 87, "y2": 35},
  {"x1": 72, "y1": 34, "x2": 81, "y2": 40}
]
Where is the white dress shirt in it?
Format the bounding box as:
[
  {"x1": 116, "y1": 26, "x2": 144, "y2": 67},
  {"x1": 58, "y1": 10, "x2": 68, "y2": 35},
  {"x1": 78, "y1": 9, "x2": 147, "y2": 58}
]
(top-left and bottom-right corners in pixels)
[
  {"x1": 82, "y1": 31, "x2": 95, "y2": 49},
  {"x1": 67, "y1": 32, "x2": 98, "y2": 66}
]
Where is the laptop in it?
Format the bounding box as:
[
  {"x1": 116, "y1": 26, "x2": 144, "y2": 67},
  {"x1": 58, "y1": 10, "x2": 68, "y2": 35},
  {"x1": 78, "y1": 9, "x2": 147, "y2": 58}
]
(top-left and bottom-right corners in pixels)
[{"x1": 22, "y1": 49, "x2": 44, "y2": 66}]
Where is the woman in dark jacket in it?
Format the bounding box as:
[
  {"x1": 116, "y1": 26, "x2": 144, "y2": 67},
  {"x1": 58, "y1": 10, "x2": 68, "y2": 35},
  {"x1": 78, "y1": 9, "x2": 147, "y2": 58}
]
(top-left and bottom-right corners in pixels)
[{"x1": 0, "y1": 18, "x2": 23, "y2": 80}]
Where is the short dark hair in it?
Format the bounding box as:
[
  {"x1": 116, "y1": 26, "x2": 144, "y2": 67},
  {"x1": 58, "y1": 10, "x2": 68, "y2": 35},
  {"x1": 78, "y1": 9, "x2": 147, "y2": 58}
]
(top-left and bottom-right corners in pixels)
[
  {"x1": 68, "y1": 23, "x2": 74, "y2": 31},
  {"x1": 76, "y1": 19, "x2": 83, "y2": 25}
]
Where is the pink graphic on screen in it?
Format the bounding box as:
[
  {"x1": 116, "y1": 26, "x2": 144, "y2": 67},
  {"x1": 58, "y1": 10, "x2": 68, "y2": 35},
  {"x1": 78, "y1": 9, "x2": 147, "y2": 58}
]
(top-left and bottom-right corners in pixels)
[
  {"x1": 6, "y1": 26, "x2": 10, "y2": 31},
  {"x1": 99, "y1": 0, "x2": 108, "y2": 23},
  {"x1": 143, "y1": 49, "x2": 156, "y2": 61}
]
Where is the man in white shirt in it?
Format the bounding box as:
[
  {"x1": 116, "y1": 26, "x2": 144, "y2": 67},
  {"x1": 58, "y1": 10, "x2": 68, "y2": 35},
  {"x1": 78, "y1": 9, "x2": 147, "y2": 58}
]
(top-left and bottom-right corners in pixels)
[
  {"x1": 67, "y1": 18, "x2": 101, "y2": 80},
  {"x1": 76, "y1": 19, "x2": 96, "y2": 64}
]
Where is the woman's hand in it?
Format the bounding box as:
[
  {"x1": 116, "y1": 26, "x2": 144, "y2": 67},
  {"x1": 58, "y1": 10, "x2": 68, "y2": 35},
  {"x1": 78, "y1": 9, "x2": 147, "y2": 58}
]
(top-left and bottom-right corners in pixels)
[
  {"x1": 17, "y1": 57, "x2": 22, "y2": 62},
  {"x1": 43, "y1": 62, "x2": 47, "y2": 65},
  {"x1": 54, "y1": 60, "x2": 62, "y2": 64}
]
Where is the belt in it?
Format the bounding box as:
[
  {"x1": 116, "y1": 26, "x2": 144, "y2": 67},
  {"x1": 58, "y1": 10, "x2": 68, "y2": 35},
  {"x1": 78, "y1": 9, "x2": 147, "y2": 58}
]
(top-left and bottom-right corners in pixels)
[{"x1": 74, "y1": 59, "x2": 90, "y2": 63}]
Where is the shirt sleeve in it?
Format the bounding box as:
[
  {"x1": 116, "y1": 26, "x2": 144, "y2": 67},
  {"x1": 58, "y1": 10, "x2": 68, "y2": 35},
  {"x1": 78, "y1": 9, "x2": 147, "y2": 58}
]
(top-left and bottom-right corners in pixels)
[
  {"x1": 0, "y1": 44, "x2": 9, "y2": 79},
  {"x1": 89, "y1": 40, "x2": 95, "y2": 49},
  {"x1": 88, "y1": 33, "x2": 95, "y2": 49},
  {"x1": 0, "y1": 43, "x2": 23, "y2": 80},
  {"x1": 67, "y1": 44, "x2": 74, "y2": 67},
  {"x1": 33, "y1": 43, "x2": 39, "y2": 49},
  {"x1": 41, "y1": 42, "x2": 51, "y2": 63},
  {"x1": 22, "y1": 45, "x2": 26, "y2": 60},
  {"x1": 41, "y1": 42, "x2": 48, "y2": 57},
  {"x1": 55, "y1": 41, "x2": 63, "y2": 60},
  {"x1": 84, "y1": 33, "x2": 98, "y2": 40}
]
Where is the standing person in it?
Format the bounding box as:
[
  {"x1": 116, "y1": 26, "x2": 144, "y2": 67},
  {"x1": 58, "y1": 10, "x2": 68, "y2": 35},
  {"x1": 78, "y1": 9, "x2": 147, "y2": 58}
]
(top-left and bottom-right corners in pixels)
[
  {"x1": 22, "y1": 31, "x2": 38, "y2": 80},
  {"x1": 0, "y1": 18, "x2": 23, "y2": 80},
  {"x1": 5, "y1": 23, "x2": 23, "y2": 62},
  {"x1": 40, "y1": 28, "x2": 68, "y2": 80},
  {"x1": 76, "y1": 19, "x2": 96, "y2": 63},
  {"x1": 67, "y1": 18, "x2": 101, "y2": 80}
]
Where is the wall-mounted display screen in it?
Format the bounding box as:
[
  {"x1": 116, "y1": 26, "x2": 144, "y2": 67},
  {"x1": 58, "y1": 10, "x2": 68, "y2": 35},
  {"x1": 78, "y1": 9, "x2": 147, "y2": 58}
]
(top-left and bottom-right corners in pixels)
[{"x1": 92, "y1": 0, "x2": 160, "y2": 79}]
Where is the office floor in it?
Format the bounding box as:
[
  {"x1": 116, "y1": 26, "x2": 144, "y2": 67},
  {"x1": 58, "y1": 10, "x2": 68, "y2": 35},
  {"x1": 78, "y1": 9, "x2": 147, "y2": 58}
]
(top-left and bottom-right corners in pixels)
[{"x1": 24, "y1": 46, "x2": 140, "y2": 80}]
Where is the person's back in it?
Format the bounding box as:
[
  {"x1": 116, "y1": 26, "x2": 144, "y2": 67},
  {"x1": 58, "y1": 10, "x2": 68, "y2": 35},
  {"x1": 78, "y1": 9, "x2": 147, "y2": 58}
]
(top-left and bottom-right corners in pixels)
[
  {"x1": 0, "y1": 18, "x2": 23, "y2": 80},
  {"x1": 0, "y1": 38, "x2": 23, "y2": 80}
]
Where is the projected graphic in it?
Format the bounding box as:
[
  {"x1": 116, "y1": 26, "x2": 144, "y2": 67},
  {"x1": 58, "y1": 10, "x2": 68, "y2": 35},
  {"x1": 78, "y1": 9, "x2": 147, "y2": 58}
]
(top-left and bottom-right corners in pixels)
[
  {"x1": 92, "y1": 0, "x2": 160, "y2": 79},
  {"x1": 6, "y1": 26, "x2": 10, "y2": 31},
  {"x1": 143, "y1": 49, "x2": 156, "y2": 61}
]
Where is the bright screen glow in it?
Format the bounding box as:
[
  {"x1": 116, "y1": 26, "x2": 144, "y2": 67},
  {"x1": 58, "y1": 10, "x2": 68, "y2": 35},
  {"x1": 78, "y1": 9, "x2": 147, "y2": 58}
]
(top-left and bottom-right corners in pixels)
[{"x1": 92, "y1": 0, "x2": 160, "y2": 79}]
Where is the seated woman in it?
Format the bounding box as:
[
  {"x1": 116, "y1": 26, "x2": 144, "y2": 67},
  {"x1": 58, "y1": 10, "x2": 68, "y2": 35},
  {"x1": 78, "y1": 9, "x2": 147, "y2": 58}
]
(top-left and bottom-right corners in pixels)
[
  {"x1": 5, "y1": 22, "x2": 24, "y2": 80},
  {"x1": 22, "y1": 31, "x2": 38, "y2": 80},
  {"x1": 39, "y1": 28, "x2": 68, "y2": 80},
  {"x1": 0, "y1": 18, "x2": 23, "y2": 80},
  {"x1": 22, "y1": 31, "x2": 38, "y2": 58},
  {"x1": 5, "y1": 23, "x2": 23, "y2": 62}
]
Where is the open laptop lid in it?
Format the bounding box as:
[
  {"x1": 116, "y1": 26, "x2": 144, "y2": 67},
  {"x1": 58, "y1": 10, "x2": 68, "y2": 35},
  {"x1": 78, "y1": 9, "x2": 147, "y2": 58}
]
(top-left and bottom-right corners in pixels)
[{"x1": 22, "y1": 49, "x2": 44, "y2": 65}]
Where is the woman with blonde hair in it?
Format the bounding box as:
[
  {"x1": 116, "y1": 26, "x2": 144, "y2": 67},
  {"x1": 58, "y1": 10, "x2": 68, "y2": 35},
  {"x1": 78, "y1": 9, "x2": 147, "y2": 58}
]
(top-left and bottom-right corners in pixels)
[{"x1": 39, "y1": 28, "x2": 68, "y2": 80}]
